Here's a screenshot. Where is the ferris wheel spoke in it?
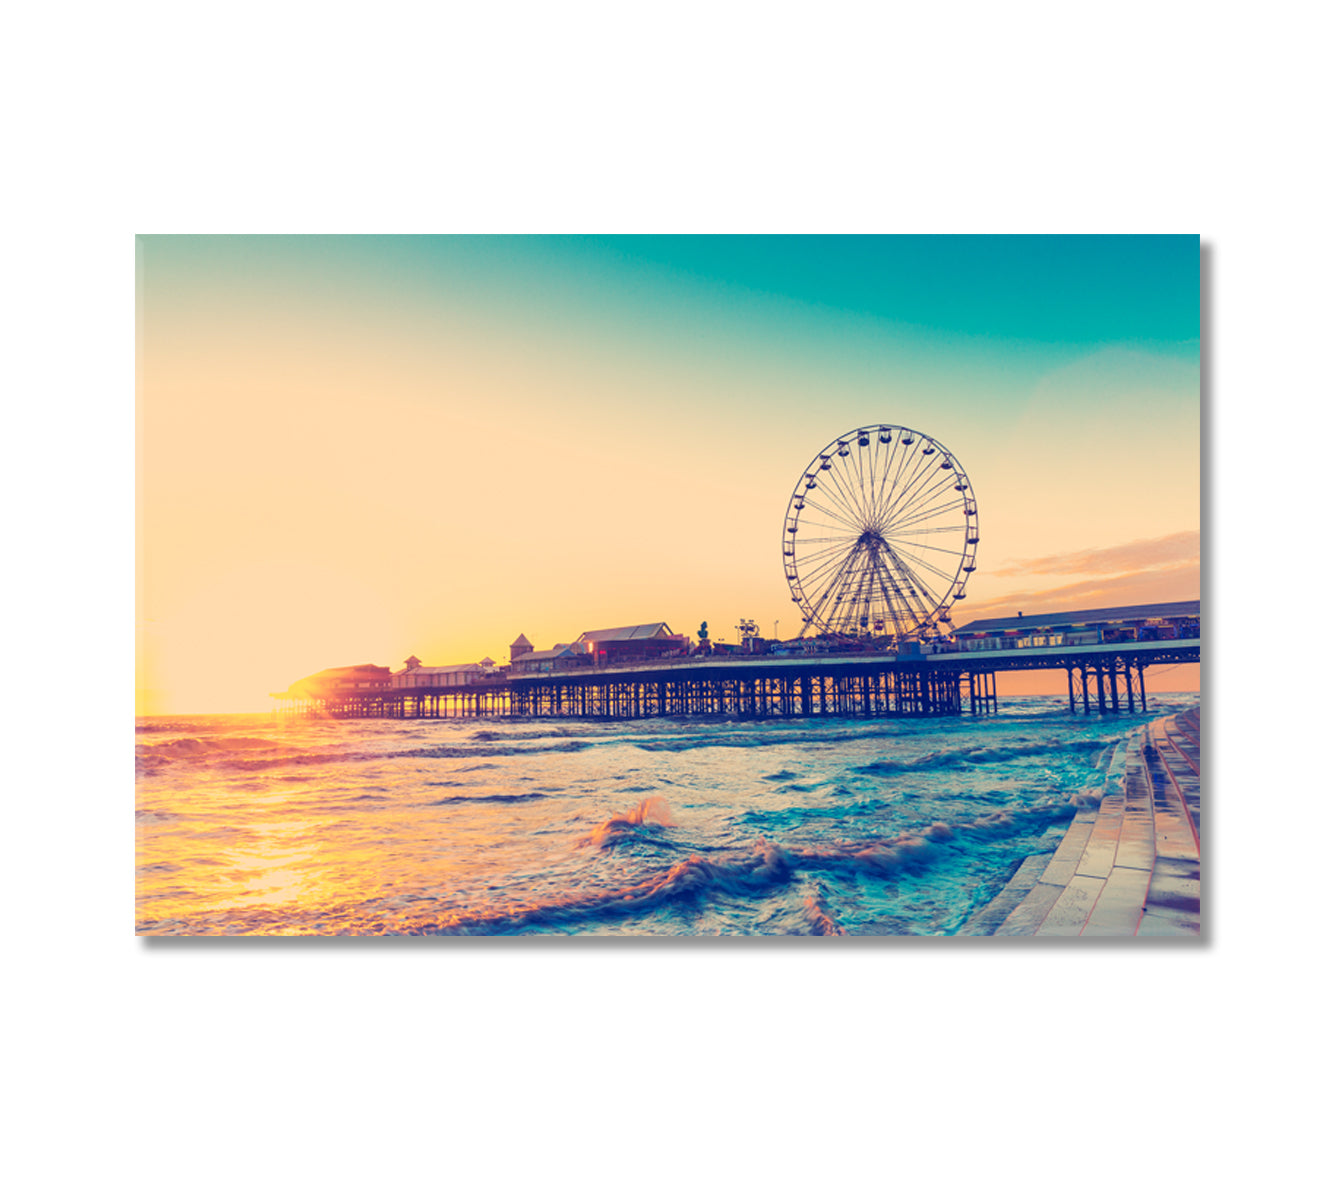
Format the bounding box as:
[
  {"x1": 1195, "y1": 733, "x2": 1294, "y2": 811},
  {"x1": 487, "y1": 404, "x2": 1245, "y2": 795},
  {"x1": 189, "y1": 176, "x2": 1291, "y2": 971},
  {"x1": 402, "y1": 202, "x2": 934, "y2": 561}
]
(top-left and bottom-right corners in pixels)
[
  {"x1": 888, "y1": 497, "x2": 967, "y2": 534},
  {"x1": 796, "y1": 530, "x2": 861, "y2": 556},
  {"x1": 793, "y1": 518, "x2": 867, "y2": 537},
  {"x1": 890, "y1": 530, "x2": 966, "y2": 551},
  {"x1": 878, "y1": 442, "x2": 914, "y2": 525},
  {"x1": 866, "y1": 433, "x2": 897, "y2": 497},
  {"x1": 842, "y1": 553, "x2": 880, "y2": 622},
  {"x1": 884, "y1": 467, "x2": 956, "y2": 531},
  {"x1": 889, "y1": 542, "x2": 966, "y2": 579},
  {"x1": 850, "y1": 441, "x2": 870, "y2": 517},
  {"x1": 872, "y1": 441, "x2": 915, "y2": 526},
  {"x1": 890, "y1": 545, "x2": 960, "y2": 587},
  {"x1": 824, "y1": 458, "x2": 870, "y2": 526},
  {"x1": 885, "y1": 544, "x2": 951, "y2": 609},
  {"x1": 898, "y1": 470, "x2": 961, "y2": 515},
  {"x1": 888, "y1": 439, "x2": 936, "y2": 494},
  {"x1": 893, "y1": 469, "x2": 958, "y2": 514},
  {"x1": 878, "y1": 571, "x2": 938, "y2": 634},
  {"x1": 818, "y1": 458, "x2": 865, "y2": 515},
  {"x1": 796, "y1": 551, "x2": 862, "y2": 578},
  {"x1": 795, "y1": 550, "x2": 860, "y2": 583},
  {"x1": 794, "y1": 542, "x2": 864, "y2": 560},
  {"x1": 802, "y1": 547, "x2": 867, "y2": 635},
  {"x1": 890, "y1": 528, "x2": 963, "y2": 567},
  {"x1": 875, "y1": 461, "x2": 937, "y2": 534},
  {"x1": 847, "y1": 443, "x2": 885, "y2": 526},
  {"x1": 795, "y1": 532, "x2": 865, "y2": 547},
  {"x1": 800, "y1": 550, "x2": 864, "y2": 595},
  {"x1": 869, "y1": 555, "x2": 933, "y2": 636},
  {"x1": 798, "y1": 495, "x2": 867, "y2": 531}
]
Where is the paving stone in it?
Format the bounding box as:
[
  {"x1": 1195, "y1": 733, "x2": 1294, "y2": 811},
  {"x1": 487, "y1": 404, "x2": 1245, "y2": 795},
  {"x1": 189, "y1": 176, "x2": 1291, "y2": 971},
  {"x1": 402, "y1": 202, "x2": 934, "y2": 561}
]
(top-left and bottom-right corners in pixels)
[
  {"x1": 1137, "y1": 908, "x2": 1201, "y2": 936},
  {"x1": 1077, "y1": 796, "x2": 1125, "y2": 879},
  {"x1": 1115, "y1": 789, "x2": 1157, "y2": 871},
  {"x1": 1082, "y1": 865, "x2": 1152, "y2": 936},
  {"x1": 1035, "y1": 874, "x2": 1105, "y2": 936},
  {"x1": 1040, "y1": 812, "x2": 1096, "y2": 886},
  {"x1": 995, "y1": 881, "x2": 1066, "y2": 936}
]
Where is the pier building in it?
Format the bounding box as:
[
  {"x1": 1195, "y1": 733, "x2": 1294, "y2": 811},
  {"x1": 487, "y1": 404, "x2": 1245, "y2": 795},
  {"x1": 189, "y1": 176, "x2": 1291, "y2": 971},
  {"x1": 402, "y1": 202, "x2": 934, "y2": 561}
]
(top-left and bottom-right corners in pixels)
[
  {"x1": 282, "y1": 663, "x2": 392, "y2": 700},
  {"x1": 392, "y1": 657, "x2": 497, "y2": 688},
  {"x1": 512, "y1": 623, "x2": 688, "y2": 673}
]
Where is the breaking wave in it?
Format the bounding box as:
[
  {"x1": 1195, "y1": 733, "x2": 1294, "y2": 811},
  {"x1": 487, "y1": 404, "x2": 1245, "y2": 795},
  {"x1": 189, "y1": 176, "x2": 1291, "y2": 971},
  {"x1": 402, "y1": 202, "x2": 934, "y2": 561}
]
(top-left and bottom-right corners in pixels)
[
  {"x1": 423, "y1": 802, "x2": 1075, "y2": 936},
  {"x1": 579, "y1": 796, "x2": 676, "y2": 849},
  {"x1": 801, "y1": 888, "x2": 846, "y2": 936}
]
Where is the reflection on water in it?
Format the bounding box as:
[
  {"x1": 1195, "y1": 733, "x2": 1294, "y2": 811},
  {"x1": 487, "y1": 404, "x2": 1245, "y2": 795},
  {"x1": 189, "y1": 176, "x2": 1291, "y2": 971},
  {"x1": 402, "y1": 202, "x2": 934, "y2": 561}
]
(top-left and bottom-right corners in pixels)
[{"x1": 136, "y1": 696, "x2": 1199, "y2": 935}]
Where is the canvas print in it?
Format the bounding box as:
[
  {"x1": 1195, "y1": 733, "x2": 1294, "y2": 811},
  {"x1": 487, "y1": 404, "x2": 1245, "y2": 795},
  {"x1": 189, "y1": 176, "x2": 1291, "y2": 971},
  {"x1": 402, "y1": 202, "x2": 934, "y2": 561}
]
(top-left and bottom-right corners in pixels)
[{"x1": 135, "y1": 234, "x2": 1201, "y2": 936}]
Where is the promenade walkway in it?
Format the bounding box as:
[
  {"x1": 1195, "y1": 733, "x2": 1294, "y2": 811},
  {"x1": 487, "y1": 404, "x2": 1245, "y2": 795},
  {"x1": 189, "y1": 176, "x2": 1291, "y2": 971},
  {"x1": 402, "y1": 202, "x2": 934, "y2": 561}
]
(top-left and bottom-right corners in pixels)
[{"x1": 961, "y1": 706, "x2": 1201, "y2": 937}]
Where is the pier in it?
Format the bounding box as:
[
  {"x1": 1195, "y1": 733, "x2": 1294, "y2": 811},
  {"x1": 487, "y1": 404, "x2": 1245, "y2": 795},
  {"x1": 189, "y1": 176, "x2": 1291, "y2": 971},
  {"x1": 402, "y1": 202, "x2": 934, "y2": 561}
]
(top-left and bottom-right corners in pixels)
[{"x1": 273, "y1": 602, "x2": 1199, "y2": 722}]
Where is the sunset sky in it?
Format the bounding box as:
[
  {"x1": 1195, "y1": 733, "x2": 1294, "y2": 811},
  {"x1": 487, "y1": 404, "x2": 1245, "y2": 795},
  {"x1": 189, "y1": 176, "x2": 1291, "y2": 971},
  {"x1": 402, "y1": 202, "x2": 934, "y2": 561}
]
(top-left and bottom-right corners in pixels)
[{"x1": 136, "y1": 235, "x2": 1200, "y2": 713}]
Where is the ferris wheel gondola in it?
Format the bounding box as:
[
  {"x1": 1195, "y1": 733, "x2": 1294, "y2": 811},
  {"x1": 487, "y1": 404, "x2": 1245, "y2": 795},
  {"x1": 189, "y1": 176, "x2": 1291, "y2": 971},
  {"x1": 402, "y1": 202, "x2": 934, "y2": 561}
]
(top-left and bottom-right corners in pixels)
[{"x1": 781, "y1": 425, "x2": 979, "y2": 642}]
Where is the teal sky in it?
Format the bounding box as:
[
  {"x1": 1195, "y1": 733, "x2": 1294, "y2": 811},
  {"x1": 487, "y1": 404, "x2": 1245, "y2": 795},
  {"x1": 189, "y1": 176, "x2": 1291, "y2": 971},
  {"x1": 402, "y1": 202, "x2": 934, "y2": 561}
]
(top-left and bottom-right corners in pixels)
[
  {"x1": 146, "y1": 232, "x2": 1198, "y2": 348},
  {"x1": 546, "y1": 234, "x2": 1199, "y2": 345},
  {"x1": 143, "y1": 232, "x2": 1199, "y2": 443}
]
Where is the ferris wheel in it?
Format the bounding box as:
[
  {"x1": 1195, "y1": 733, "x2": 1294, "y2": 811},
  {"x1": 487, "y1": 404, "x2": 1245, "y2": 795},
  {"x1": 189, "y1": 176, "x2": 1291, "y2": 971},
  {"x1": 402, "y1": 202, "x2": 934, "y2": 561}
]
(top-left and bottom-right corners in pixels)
[{"x1": 782, "y1": 425, "x2": 979, "y2": 642}]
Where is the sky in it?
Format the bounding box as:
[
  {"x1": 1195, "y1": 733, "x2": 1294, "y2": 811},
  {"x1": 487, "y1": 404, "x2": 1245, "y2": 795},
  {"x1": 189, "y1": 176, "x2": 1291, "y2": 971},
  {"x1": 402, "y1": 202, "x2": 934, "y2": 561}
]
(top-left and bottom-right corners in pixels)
[{"x1": 136, "y1": 235, "x2": 1200, "y2": 713}]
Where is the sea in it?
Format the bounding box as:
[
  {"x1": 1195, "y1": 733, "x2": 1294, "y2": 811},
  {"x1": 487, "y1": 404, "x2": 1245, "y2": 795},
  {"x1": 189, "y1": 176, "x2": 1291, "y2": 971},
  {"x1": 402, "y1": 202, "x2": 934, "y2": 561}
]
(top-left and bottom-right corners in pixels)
[{"x1": 135, "y1": 694, "x2": 1200, "y2": 936}]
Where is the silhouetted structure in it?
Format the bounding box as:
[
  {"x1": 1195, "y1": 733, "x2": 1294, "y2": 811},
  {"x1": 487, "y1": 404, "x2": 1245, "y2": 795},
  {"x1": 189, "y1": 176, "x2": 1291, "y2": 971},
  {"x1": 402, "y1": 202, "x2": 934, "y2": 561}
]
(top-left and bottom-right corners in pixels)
[{"x1": 272, "y1": 602, "x2": 1200, "y2": 721}]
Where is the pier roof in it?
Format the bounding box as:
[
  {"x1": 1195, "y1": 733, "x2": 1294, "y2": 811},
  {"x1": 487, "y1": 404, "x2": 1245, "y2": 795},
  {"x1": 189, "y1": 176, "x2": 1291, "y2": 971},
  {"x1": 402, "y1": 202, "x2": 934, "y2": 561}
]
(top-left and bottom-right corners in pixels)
[
  {"x1": 576, "y1": 623, "x2": 677, "y2": 642},
  {"x1": 954, "y1": 599, "x2": 1199, "y2": 634},
  {"x1": 514, "y1": 645, "x2": 582, "y2": 663}
]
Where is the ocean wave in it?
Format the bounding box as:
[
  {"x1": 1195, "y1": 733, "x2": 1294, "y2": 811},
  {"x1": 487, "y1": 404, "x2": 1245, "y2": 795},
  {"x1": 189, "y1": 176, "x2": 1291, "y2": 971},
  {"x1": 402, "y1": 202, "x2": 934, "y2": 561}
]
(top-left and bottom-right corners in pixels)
[
  {"x1": 738, "y1": 797, "x2": 889, "y2": 825},
  {"x1": 578, "y1": 796, "x2": 676, "y2": 849},
  {"x1": 138, "y1": 735, "x2": 286, "y2": 759},
  {"x1": 858, "y1": 736, "x2": 1117, "y2": 776},
  {"x1": 423, "y1": 802, "x2": 1075, "y2": 936},
  {"x1": 467, "y1": 727, "x2": 581, "y2": 743},
  {"x1": 425, "y1": 838, "x2": 792, "y2": 934},
  {"x1": 138, "y1": 736, "x2": 600, "y2": 776},
  {"x1": 801, "y1": 888, "x2": 846, "y2": 936},
  {"x1": 426, "y1": 792, "x2": 547, "y2": 806},
  {"x1": 626, "y1": 724, "x2": 932, "y2": 755}
]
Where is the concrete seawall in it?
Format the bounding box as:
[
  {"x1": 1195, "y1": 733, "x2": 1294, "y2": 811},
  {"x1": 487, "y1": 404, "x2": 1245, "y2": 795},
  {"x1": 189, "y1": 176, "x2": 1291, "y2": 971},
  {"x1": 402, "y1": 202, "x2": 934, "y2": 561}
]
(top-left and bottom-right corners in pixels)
[{"x1": 960, "y1": 706, "x2": 1201, "y2": 936}]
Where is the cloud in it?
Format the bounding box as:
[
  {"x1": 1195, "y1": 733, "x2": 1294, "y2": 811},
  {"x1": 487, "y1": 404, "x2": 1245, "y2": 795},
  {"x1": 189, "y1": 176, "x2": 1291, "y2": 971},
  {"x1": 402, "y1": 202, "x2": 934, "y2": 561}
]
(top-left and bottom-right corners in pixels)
[
  {"x1": 992, "y1": 530, "x2": 1199, "y2": 578},
  {"x1": 951, "y1": 562, "x2": 1201, "y2": 625}
]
